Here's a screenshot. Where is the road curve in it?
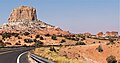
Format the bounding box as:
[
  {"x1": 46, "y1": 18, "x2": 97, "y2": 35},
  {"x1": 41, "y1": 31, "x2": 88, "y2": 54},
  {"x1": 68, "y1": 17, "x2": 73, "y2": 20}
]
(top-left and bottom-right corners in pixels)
[{"x1": 0, "y1": 47, "x2": 33, "y2": 63}]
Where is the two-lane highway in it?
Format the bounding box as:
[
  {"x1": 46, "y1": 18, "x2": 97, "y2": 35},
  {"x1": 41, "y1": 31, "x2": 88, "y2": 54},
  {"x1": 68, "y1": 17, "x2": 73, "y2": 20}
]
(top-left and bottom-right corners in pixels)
[{"x1": 0, "y1": 47, "x2": 34, "y2": 63}]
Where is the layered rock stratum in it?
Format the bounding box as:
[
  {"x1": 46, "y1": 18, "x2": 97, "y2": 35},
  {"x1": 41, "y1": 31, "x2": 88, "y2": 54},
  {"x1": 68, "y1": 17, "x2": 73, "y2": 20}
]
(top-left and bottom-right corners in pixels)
[
  {"x1": 0, "y1": 6, "x2": 70, "y2": 35},
  {"x1": 8, "y1": 6, "x2": 37, "y2": 22}
]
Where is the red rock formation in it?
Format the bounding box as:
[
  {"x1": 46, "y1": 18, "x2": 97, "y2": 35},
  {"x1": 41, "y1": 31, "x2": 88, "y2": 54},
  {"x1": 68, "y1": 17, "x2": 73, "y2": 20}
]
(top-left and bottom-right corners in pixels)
[
  {"x1": 105, "y1": 31, "x2": 118, "y2": 36},
  {"x1": 8, "y1": 6, "x2": 37, "y2": 22},
  {"x1": 1, "y1": 6, "x2": 70, "y2": 35},
  {"x1": 84, "y1": 32, "x2": 91, "y2": 36},
  {"x1": 96, "y1": 32, "x2": 103, "y2": 37}
]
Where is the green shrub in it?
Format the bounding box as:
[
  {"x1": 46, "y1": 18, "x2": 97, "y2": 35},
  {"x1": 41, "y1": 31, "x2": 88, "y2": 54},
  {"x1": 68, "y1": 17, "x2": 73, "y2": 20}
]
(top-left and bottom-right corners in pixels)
[
  {"x1": 96, "y1": 45, "x2": 103, "y2": 52},
  {"x1": 40, "y1": 36, "x2": 44, "y2": 40},
  {"x1": 33, "y1": 39, "x2": 37, "y2": 42},
  {"x1": 61, "y1": 39, "x2": 66, "y2": 43},
  {"x1": 11, "y1": 33, "x2": 19, "y2": 37},
  {"x1": 2, "y1": 32, "x2": 11, "y2": 39},
  {"x1": 106, "y1": 55, "x2": 117, "y2": 63},
  {"x1": 35, "y1": 35, "x2": 40, "y2": 38},
  {"x1": 106, "y1": 39, "x2": 115, "y2": 45},
  {"x1": 81, "y1": 36, "x2": 86, "y2": 40},
  {"x1": 75, "y1": 41, "x2": 86, "y2": 45},
  {"x1": 24, "y1": 39, "x2": 33, "y2": 43},
  {"x1": 51, "y1": 34, "x2": 57, "y2": 40},
  {"x1": 49, "y1": 46, "x2": 56, "y2": 52},
  {"x1": 18, "y1": 36, "x2": 22, "y2": 39},
  {"x1": 45, "y1": 34, "x2": 51, "y2": 37},
  {"x1": 63, "y1": 35, "x2": 70, "y2": 39},
  {"x1": 106, "y1": 41, "x2": 115, "y2": 45},
  {"x1": 15, "y1": 43, "x2": 21, "y2": 45},
  {"x1": 34, "y1": 40, "x2": 43, "y2": 47},
  {"x1": 92, "y1": 42, "x2": 95, "y2": 44},
  {"x1": 23, "y1": 32, "x2": 30, "y2": 36},
  {"x1": 99, "y1": 41, "x2": 101, "y2": 43}
]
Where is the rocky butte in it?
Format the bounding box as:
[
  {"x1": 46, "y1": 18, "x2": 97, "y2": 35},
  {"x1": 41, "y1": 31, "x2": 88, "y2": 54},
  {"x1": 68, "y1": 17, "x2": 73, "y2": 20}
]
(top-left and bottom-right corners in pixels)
[
  {"x1": 8, "y1": 6, "x2": 37, "y2": 22},
  {"x1": 0, "y1": 6, "x2": 70, "y2": 35}
]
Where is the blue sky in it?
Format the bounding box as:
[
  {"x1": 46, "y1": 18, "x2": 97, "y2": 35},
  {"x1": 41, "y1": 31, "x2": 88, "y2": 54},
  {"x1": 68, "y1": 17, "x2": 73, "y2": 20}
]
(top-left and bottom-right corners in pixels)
[{"x1": 0, "y1": 0, "x2": 119, "y2": 34}]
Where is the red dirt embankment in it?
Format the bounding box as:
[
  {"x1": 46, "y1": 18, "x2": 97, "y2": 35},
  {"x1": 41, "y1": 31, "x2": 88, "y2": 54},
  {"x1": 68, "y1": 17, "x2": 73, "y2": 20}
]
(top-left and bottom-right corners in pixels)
[{"x1": 59, "y1": 44, "x2": 120, "y2": 63}]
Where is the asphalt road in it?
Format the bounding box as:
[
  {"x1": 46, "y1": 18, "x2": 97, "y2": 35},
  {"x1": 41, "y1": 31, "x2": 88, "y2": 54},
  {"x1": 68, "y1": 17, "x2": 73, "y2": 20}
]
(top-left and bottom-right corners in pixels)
[{"x1": 0, "y1": 47, "x2": 34, "y2": 63}]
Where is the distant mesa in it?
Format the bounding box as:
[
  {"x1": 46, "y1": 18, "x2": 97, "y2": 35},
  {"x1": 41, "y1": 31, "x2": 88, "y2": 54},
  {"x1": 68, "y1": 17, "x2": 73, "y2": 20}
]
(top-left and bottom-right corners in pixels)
[
  {"x1": 8, "y1": 6, "x2": 37, "y2": 22},
  {"x1": 105, "y1": 31, "x2": 118, "y2": 37},
  {"x1": 96, "y1": 31, "x2": 118, "y2": 37}
]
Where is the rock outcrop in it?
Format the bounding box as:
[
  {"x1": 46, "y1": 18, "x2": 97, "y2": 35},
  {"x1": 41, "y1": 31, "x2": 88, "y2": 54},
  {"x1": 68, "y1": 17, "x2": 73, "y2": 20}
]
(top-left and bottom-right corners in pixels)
[
  {"x1": 96, "y1": 32, "x2": 103, "y2": 37},
  {"x1": 83, "y1": 32, "x2": 91, "y2": 36},
  {"x1": 105, "y1": 31, "x2": 118, "y2": 37},
  {"x1": 8, "y1": 6, "x2": 37, "y2": 22},
  {"x1": 0, "y1": 6, "x2": 70, "y2": 35}
]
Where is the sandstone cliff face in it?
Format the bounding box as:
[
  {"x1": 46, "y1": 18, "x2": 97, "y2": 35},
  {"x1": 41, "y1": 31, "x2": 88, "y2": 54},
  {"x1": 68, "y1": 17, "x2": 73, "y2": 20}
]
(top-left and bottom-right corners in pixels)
[{"x1": 8, "y1": 6, "x2": 37, "y2": 22}]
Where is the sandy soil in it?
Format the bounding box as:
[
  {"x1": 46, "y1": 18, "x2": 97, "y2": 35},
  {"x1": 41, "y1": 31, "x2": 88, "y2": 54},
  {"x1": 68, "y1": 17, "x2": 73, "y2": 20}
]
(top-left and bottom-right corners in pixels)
[{"x1": 59, "y1": 44, "x2": 120, "y2": 63}]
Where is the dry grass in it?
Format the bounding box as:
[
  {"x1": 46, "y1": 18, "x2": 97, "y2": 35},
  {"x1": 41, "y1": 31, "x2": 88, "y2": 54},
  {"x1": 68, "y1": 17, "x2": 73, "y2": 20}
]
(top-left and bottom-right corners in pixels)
[{"x1": 31, "y1": 47, "x2": 85, "y2": 63}]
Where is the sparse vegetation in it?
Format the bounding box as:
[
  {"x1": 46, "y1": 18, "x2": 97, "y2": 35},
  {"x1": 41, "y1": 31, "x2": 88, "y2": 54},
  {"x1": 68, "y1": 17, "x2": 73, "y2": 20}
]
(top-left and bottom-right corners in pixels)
[
  {"x1": 49, "y1": 46, "x2": 56, "y2": 52},
  {"x1": 35, "y1": 34, "x2": 40, "y2": 38},
  {"x1": 75, "y1": 41, "x2": 86, "y2": 45},
  {"x1": 51, "y1": 34, "x2": 57, "y2": 40},
  {"x1": 15, "y1": 43, "x2": 21, "y2": 45},
  {"x1": 60, "y1": 39, "x2": 66, "y2": 43},
  {"x1": 31, "y1": 47, "x2": 84, "y2": 63},
  {"x1": 81, "y1": 36, "x2": 86, "y2": 41},
  {"x1": 23, "y1": 32, "x2": 30, "y2": 36},
  {"x1": 24, "y1": 39, "x2": 33, "y2": 43},
  {"x1": 45, "y1": 34, "x2": 51, "y2": 37},
  {"x1": 11, "y1": 33, "x2": 19, "y2": 37},
  {"x1": 40, "y1": 36, "x2": 44, "y2": 40},
  {"x1": 106, "y1": 39, "x2": 115, "y2": 45},
  {"x1": 34, "y1": 40, "x2": 43, "y2": 47},
  {"x1": 2, "y1": 32, "x2": 11, "y2": 39},
  {"x1": 96, "y1": 45, "x2": 103, "y2": 52},
  {"x1": 64, "y1": 35, "x2": 79, "y2": 41},
  {"x1": 92, "y1": 42, "x2": 95, "y2": 44},
  {"x1": 18, "y1": 36, "x2": 22, "y2": 39},
  {"x1": 106, "y1": 55, "x2": 117, "y2": 63}
]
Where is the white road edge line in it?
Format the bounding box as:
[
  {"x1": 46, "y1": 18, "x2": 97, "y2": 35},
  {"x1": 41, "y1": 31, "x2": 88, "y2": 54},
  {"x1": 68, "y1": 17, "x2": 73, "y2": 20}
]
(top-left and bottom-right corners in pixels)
[{"x1": 17, "y1": 51, "x2": 28, "y2": 63}]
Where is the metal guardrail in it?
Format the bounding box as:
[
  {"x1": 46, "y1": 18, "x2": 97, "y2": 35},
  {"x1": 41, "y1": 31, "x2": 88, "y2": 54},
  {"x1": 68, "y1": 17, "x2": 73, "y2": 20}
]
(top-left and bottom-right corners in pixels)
[{"x1": 30, "y1": 53, "x2": 55, "y2": 63}]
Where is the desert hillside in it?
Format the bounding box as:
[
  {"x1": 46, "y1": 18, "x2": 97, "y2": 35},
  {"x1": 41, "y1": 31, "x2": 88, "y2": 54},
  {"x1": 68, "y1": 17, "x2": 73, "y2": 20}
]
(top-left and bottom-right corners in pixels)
[{"x1": 0, "y1": 6, "x2": 119, "y2": 63}]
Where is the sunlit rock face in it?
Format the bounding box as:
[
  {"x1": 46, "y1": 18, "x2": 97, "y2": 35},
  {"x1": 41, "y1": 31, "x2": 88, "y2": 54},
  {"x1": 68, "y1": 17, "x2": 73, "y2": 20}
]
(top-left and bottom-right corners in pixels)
[
  {"x1": 0, "y1": 6, "x2": 70, "y2": 35},
  {"x1": 8, "y1": 6, "x2": 37, "y2": 22}
]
